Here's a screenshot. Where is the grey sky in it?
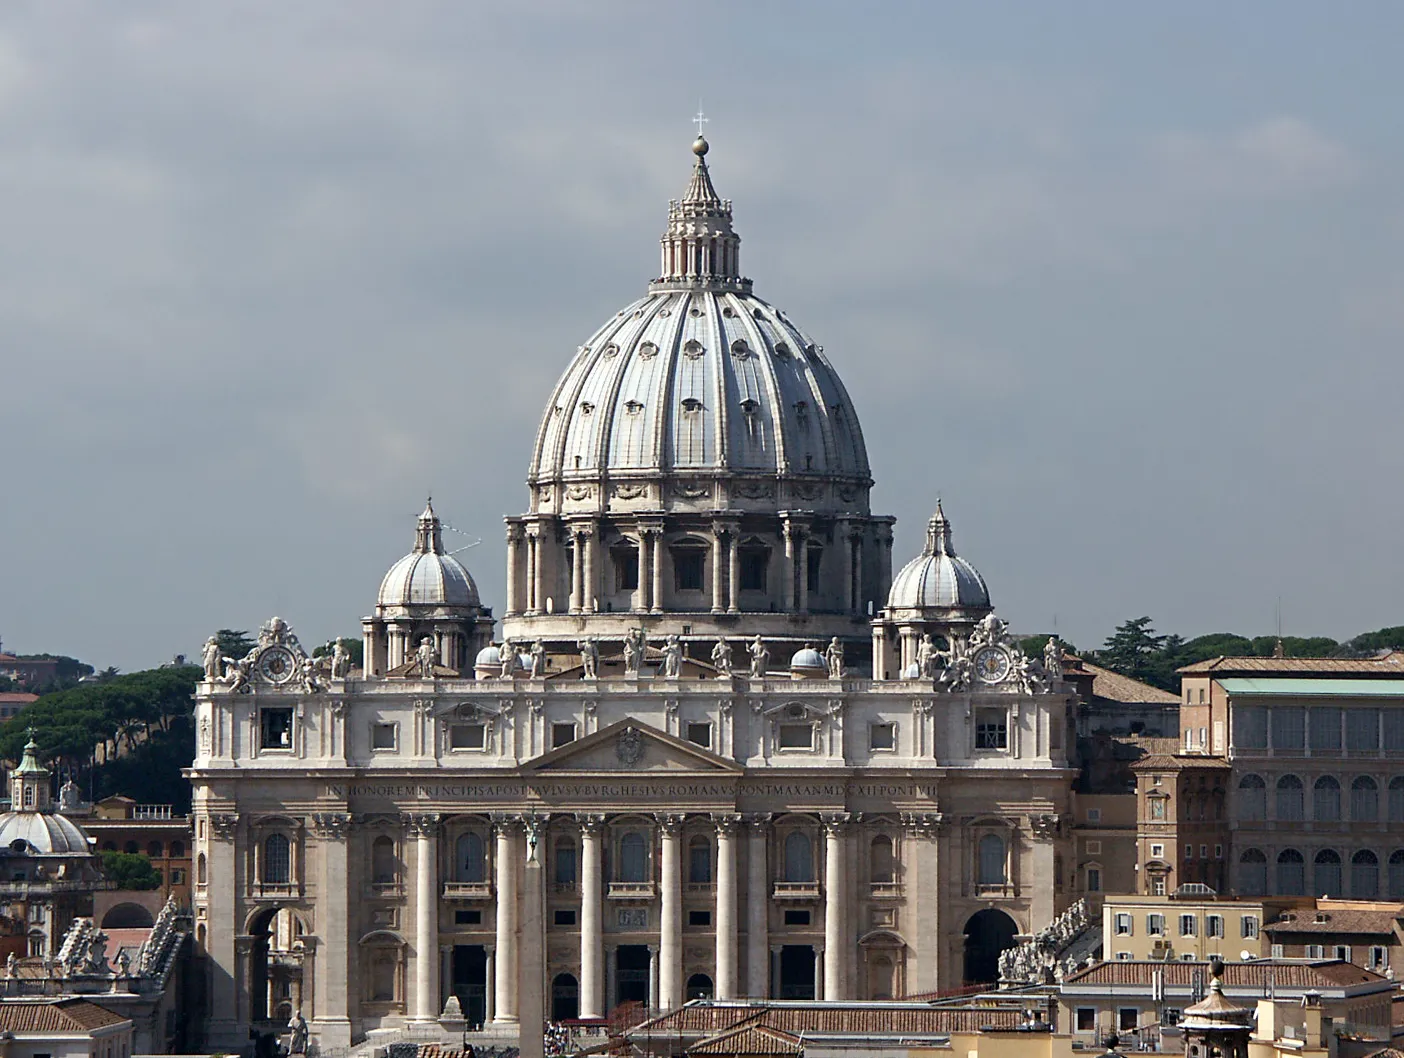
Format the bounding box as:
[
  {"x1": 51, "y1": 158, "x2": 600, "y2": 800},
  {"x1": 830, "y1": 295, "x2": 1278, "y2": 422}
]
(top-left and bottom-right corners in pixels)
[{"x1": 1, "y1": 3, "x2": 1401, "y2": 669}]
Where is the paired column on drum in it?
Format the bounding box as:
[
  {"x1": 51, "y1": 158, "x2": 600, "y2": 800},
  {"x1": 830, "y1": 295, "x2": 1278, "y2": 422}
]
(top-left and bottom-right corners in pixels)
[
  {"x1": 578, "y1": 815, "x2": 605, "y2": 1019},
  {"x1": 406, "y1": 813, "x2": 440, "y2": 1023},
  {"x1": 493, "y1": 817, "x2": 520, "y2": 1024},
  {"x1": 823, "y1": 814, "x2": 848, "y2": 1001},
  {"x1": 505, "y1": 524, "x2": 524, "y2": 616},
  {"x1": 658, "y1": 815, "x2": 683, "y2": 1009},
  {"x1": 568, "y1": 522, "x2": 597, "y2": 614},
  {"x1": 713, "y1": 815, "x2": 739, "y2": 1000}
]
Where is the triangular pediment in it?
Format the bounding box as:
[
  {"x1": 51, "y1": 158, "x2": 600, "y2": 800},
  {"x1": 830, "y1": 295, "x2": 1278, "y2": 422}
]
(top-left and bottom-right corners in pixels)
[{"x1": 524, "y1": 719, "x2": 744, "y2": 774}]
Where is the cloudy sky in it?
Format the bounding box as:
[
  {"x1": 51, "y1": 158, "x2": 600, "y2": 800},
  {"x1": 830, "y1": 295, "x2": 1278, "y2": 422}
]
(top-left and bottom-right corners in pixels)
[{"x1": 1, "y1": 3, "x2": 1401, "y2": 669}]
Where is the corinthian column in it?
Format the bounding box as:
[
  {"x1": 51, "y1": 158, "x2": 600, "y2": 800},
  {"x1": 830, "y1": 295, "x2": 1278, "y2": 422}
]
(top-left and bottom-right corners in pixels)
[
  {"x1": 650, "y1": 529, "x2": 665, "y2": 614},
  {"x1": 659, "y1": 815, "x2": 683, "y2": 1008},
  {"x1": 569, "y1": 530, "x2": 584, "y2": 613},
  {"x1": 408, "y1": 813, "x2": 440, "y2": 1022},
  {"x1": 746, "y1": 816, "x2": 769, "y2": 998},
  {"x1": 579, "y1": 816, "x2": 604, "y2": 1018},
  {"x1": 493, "y1": 818, "x2": 520, "y2": 1024},
  {"x1": 714, "y1": 815, "x2": 738, "y2": 999},
  {"x1": 710, "y1": 524, "x2": 726, "y2": 614},
  {"x1": 505, "y1": 525, "x2": 523, "y2": 616},
  {"x1": 582, "y1": 524, "x2": 597, "y2": 613},
  {"x1": 823, "y1": 815, "x2": 847, "y2": 1001}
]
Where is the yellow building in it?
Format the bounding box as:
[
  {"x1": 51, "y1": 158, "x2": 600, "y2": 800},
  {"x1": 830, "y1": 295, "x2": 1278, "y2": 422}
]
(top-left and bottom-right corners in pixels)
[{"x1": 1101, "y1": 892, "x2": 1274, "y2": 962}]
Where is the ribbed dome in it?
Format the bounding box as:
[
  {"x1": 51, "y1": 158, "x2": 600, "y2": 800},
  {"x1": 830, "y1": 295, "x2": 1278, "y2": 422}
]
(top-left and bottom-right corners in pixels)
[
  {"x1": 528, "y1": 139, "x2": 871, "y2": 512},
  {"x1": 887, "y1": 502, "x2": 991, "y2": 612},
  {"x1": 377, "y1": 501, "x2": 480, "y2": 609},
  {"x1": 0, "y1": 811, "x2": 91, "y2": 855},
  {"x1": 790, "y1": 646, "x2": 826, "y2": 671}
]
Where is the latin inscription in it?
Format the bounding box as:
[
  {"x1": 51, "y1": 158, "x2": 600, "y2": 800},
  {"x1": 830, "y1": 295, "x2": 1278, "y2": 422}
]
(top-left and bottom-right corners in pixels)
[{"x1": 325, "y1": 780, "x2": 937, "y2": 802}]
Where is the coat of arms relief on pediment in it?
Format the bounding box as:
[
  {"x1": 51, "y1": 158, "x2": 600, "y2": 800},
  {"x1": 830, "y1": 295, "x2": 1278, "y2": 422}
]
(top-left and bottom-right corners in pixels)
[{"x1": 525, "y1": 719, "x2": 743, "y2": 775}]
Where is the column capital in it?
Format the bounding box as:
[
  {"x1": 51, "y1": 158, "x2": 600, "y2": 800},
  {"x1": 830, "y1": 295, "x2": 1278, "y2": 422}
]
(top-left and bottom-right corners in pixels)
[
  {"x1": 568, "y1": 519, "x2": 596, "y2": 538},
  {"x1": 637, "y1": 520, "x2": 665, "y2": 537},
  {"x1": 711, "y1": 813, "x2": 743, "y2": 836},
  {"x1": 655, "y1": 813, "x2": 686, "y2": 835},
  {"x1": 820, "y1": 812, "x2": 852, "y2": 837},
  {"x1": 576, "y1": 812, "x2": 607, "y2": 835},
  {"x1": 900, "y1": 811, "x2": 944, "y2": 836},
  {"x1": 491, "y1": 813, "x2": 524, "y2": 837},
  {"x1": 1028, "y1": 813, "x2": 1063, "y2": 841},
  {"x1": 311, "y1": 812, "x2": 352, "y2": 840},
  {"x1": 744, "y1": 813, "x2": 773, "y2": 834},
  {"x1": 401, "y1": 812, "x2": 441, "y2": 837},
  {"x1": 209, "y1": 813, "x2": 240, "y2": 842}
]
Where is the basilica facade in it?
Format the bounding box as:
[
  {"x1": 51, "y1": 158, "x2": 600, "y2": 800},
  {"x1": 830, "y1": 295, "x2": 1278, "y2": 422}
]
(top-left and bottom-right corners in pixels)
[{"x1": 189, "y1": 136, "x2": 1077, "y2": 1050}]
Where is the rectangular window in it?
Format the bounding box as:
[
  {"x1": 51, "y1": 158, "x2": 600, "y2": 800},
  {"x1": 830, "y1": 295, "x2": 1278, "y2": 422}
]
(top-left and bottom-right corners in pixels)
[
  {"x1": 1386, "y1": 710, "x2": 1404, "y2": 752},
  {"x1": 614, "y1": 547, "x2": 640, "y2": 591},
  {"x1": 1152, "y1": 878, "x2": 1166, "y2": 896},
  {"x1": 551, "y1": 723, "x2": 577, "y2": 748},
  {"x1": 1186, "y1": 844, "x2": 1194, "y2": 860},
  {"x1": 1234, "y1": 705, "x2": 1268, "y2": 750},
  {"x1": 1086, "y1": 840, "x2": 1102, "y2": 855},
  {"x1": 1150, "y1": 843, "x2": 1165, "y2": 858},
  {"x1": 1305, "y1": 944, "x2": 1324, "y2": 959},
  {"x1": 1273, "y1": 706, "x2": 1306, "y2": 750},
  {"x1": 1200, "y1": 844, "x2": 1209, "y2": 859},
  {"x1": 1087, "y1": 868, "x2": 1102, "y2": 892},
  {"x1": 260, "y1": 708, "x2": 293, "y2": 750},
  {"x1": 1119, "y1": 1008, "x2": 1138, "y2": 1032},
  {"x1": 975, "y1": 709, "x2": 1008, "y2": 750},
  {"x1": 739, "y1": 549, "x2": 768, "y2": 592},
  {"x1": 1150, "y1": 799, "x2": 1166, "y2": 820},
  {"x1": 673, "y1": 549, "x2": 705, "y2": 592},
  {"x1": 869, "y1": 723, "x2": 896, "y2": 751},
  {"x1": 1163, "y1": 1009, "x2": 1182, "y2": 1027},
  {"x1": 450, "y1": 723, "x2": 487, "y2": 750},
  {"x1": 1347, "y1": 708, "x2": 1380, "y2": 752},
  {"x1": 1116, "y1": 951, "x2": 1132, "y2": 960},
  {"x1": 685, "y1": 721, "x2": 712, "y2": 748},
  {"x1": 171, "y1": 869, "x2": 186, "y2": 884},
  {"x1": 1086, "y1": 808, "x2": 1102, "y2": 823},
  {"x1": 1147, "y1": 914, "x2": 1165, "y2": 936},
  {"x1": 1215, "y1": 844, "x2": 1223, "y2": 859},
  {"x1": 1369, "y1": 945, "x2": 1388, "y2": 969},
  {"x1": 1334, "y1": 945, "x2": 1351, "y2": 962},
  {"x1": 454, "y1": 910, "x2": 482, "y2": 925},
  {"x1": 688, "y1": 910, "x2": 712, "y2": 927},
  {"x1": 1309, "y1": 707, "x2": 1342, "y2": 751},
  {"x1": 1271, "y1": 944, "x2": 1283, "y2": 957},
  {"x1": 1180, "y1": 914, "x2": 1197, "y2": 937},
  {"x1": 554, "y1": 909, "x2": 577, "y2": 927},
  {"x1": 778, "y1": 723, "x2": 813, "y2": 750},
  {"x1": 783, "y1": 909, "x2": 811, "y2": 926},
  {"x1": 1076, "y1": 1008, "x2": 1096, "y2": 1033},
  {"x1": 1207, "y1": 915, "x2": 1224, "y2": 938},
  {"x1": 1241, "y1": 916, "x2": 1259, "y2": 939},
  {"x1": 1115, "y1": 913, "x2": 1132, "y2": 936},
  {"x1": 371, "y1": 723, "x2": 398, "y2": 751}
]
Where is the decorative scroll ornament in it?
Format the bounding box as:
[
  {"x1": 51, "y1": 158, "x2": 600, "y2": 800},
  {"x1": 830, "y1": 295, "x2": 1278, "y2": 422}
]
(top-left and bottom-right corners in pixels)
[
  {"x1": 926, "y1": 611, "x2": 1057, "y2": 694},
  {"x1": 612, "y1": 483, "x2": 649, "y2": 500}
]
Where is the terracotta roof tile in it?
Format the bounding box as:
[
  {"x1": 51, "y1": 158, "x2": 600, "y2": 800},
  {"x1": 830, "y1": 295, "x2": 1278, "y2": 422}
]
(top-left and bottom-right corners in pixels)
[
  {"x1": 0, "y1": 999, "x2": 130, "y2": 1032},
  {"x1": 687, "y1": 1026, "x2": 803, "y2": 1055},
  {"x1": 1178, "y1": 656, "x2": 1404, "y2": 676},
  {"x1": 632, "y1": 1003, "x2": 1025, "y2": 1039},
  {"x1": 1266, "y1": 908, "x2": 1403, "y2": 936},
  {"x1": 1064, "y1": 960, "x2": 1383, "y2": 990},
  {"x1": 1076, "y1": 661, "x2": 1181, "y2": 705}
]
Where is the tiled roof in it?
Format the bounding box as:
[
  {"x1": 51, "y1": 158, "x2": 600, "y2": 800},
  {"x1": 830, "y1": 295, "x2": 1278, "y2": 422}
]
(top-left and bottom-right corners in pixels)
[
  {"x1": 1360, "y1": 1048, "x2": 1404, "y2": 1058},
  {"x1": 1266, "y1": 909, "x2": 1404, "y2": 936},
  {"x1": 1129, "y1": 753, "x2": 1227, "y2": 772},
  {"x1": 0, "y1": 693, "x2": 37, "y2": 704},
  {"x1": 1064, "y1": 960, "x2": 1382, "y2": 990},
  {"x1": 0, "y1": 999, "x2": 130, "y2": 1032},
  {"x1": 632, "y1": 1003, "x2": 1023, "y2": 1039},
  {"x1": 1076, "y1": 661, "x2": 1180, "y2": 705},
  {"x1": 1178, "y1": 656, "x2": 1404, "y2": 676},
  {"x1": 687, "y1": 1025, "x2": 803, "y2": 1055}
]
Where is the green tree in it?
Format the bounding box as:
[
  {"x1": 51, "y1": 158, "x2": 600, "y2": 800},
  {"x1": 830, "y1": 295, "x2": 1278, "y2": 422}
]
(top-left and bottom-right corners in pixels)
[
  {"x1": 1097, "y1": 617, "x2": 1167, "y2": 682},
  {"x1": 1342, "y1": 626, "x2": 1404, "y2": 657},
  {"x1": 214, "y1": 630, "x2": 256, "y2": 659},
  {"x1": 100, "y1": 850, "x2": 162, "y2": 890}
]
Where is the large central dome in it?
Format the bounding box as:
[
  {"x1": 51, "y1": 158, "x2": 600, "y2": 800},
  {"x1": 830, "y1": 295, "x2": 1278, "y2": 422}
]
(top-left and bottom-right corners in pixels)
[
  {"x1": 503, "y1": 137, "x2": 894, "y2": 659},
  {"x1": 528, "y1": 136, "x2": 871, "y2": 516}
]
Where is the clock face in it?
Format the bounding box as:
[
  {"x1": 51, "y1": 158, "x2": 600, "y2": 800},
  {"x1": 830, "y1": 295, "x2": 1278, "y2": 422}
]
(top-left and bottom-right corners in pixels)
[
  {"x1": 258, "y1": 646, "x2": 297, "y2": 685},
  {"x1": 974, "y1": 646, "x2": 1012, "y2": 684}
]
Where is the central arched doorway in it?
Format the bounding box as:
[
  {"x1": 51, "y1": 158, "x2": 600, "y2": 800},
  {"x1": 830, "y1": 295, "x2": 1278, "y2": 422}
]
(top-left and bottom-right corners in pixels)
[
  {"x1": 963, "y1": 909, "x2": 1018, "y2": 984},
  {"x1": 248, "y1": 907, "x2": 309, "y2": 1027}
]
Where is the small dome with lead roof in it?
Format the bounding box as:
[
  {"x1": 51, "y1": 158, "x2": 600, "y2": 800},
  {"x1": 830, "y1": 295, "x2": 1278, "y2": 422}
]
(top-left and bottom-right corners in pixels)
[{"x1": 886, "y1": 501, "x2": 991, "y2": 614}]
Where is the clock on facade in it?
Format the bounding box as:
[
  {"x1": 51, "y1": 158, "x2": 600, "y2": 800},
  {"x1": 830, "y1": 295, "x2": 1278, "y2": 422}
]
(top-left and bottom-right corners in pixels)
[
  {"x1": 973, "y1": 646, "x2": 1012, "y2": 684},
  {"x1": 258, "y1": 646, "x2": 297, "y2": 685}
]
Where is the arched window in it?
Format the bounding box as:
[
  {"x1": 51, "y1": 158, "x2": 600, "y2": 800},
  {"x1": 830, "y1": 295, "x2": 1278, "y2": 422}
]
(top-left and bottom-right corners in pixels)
[
  {"x1": 147, "y1": 841, "x2": 164, "y2": 858},
  {"x1": 1239, "y1": 849, "x2": 1267, "y2": 896},
  {"x1": 686, "y1": 973, "x2": 714, "y2": 1002},
  {"x1": 196, "y1": 853, "x2": 207, "y2": 886},
  {"x1": 619, "y1": 832, "x2": 647, "y2": 883},
  {"x1": 1313, "y1": 849, "x2": 1342, "y2": 896},
  {"x1": 124, "y1": 840, "x2": 140, "y2": 855},
  {"x1": 1352, "y1": 850, "x2": 1380, "y2": 898},
  {"x1": 783, "y1": 832, "x2": 814, "y2": 883},
  {"x1": 870, "y1": 835, "x2": 894, "y2": 884},
  {"x1": 1238, "y1": 775, "x2": 1266, "y2": 820},
  {"x1": 1352, "y1": 776, "x2": 1379, "y2": 822},
  {"x1": 1313, "y1": 776, "x2": 1341, "y2": 821},
  {"x1": 372, "y1": 836, "x2": 397, "y2": 885},
  {"x1": 555, "y1": 839, "x2": 577, "y2": 886},
  {"x1": 869, "y1": 955, "x2": 895, "y2": 1000},
  {"x1": 551, "y1": 973, "x2": 579, "y2": 1022},
  {"x1": 1276, "y1": 775, "x2": 1304, "y2": 821},
  {"x1": 169, "y1": 840, "x2": 185, "y2": 857},
  {"x1": 688, "y1": 837, "x2": 712, "y2": 885},
  {"x1": 263, "y1": 834, "x2": 291, "y2": 885},
  {"x1": 1390, "y1": 851, "x2": 1404, "y2": 900},
  {"x1": 1277, "y1": 849, "x2": 1305, "y2": 895},
  {"x1": 1391, "y1": 778, "x2": 1404, "y2": 823},
  {"x1": 978, "y1": 834, "x2": 1006, "y2": 887},
  {"x1": 456, "y1": 833, "x2": 485, "y2": 883}
]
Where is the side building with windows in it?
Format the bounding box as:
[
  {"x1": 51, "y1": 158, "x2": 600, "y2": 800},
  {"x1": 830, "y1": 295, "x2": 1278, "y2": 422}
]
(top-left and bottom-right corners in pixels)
[{"x1": 187, "y1": 135, "x2": 1079, "y2": 1052}]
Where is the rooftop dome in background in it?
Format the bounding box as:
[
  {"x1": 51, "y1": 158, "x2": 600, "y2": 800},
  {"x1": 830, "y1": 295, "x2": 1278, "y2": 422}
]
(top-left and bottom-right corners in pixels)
[
  {"x1": 0, "y1": 734, "x2": 91, "y2": 856},
  {"x1": 527, "y1": 136, "x2": 872, "y2": 515},
  {"x1": 886, "y1": 502, "x2": 991, "y2": 613},
  {"x1": 377, "y1": 500, "x2": 480, "y2": 610}
]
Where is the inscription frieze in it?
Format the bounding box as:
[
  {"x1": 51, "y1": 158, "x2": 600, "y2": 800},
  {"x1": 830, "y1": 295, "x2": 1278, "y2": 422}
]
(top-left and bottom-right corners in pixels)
[{"x1": 325, "y1": 778, "x2": 938, "y2": 803}]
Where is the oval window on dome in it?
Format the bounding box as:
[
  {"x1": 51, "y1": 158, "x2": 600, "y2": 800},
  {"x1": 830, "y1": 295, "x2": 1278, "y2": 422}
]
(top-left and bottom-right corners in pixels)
[
  {"x1": 683, "y1": 339, "x2": 704, "y2": 360},
  {"x1": 580, "y1": 402, "x2": 595, "y2": 415},
  {"x1": 624, "y1": 400, "x2": 644, "y2": 414},
  {"x1": 730, "y1": 340, "x2": 752, "y2": 361},
  {"x1": 681, "y1": 398, "x2": 703, "y2": 413},
  {"x1": 740, "y1": 399, "x2": 759, "y2": 414},
  {"x1": 639, "y1": 342, "x2": 659, "y2": 360},
  {"x1": 658, "y1": 308, "x2": 671, "y2": 317},
  {"x1": 689, "y1": 306, "x2": 703, "y2": 317},
  {"x1": 602, "y1": 343, "x2": 619, "y2": 359},
  {"x1": 722, "y1": 304, "x2": 736, "y2": 318},
  {"x1": 774, "y1": 342, "x2": 792, "y2": 359}
]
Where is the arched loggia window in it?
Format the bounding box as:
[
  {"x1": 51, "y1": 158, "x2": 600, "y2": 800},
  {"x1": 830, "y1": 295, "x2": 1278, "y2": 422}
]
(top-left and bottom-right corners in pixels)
[{"x1": 783, "y1": 832, "x2": 814, "y2": 883}]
